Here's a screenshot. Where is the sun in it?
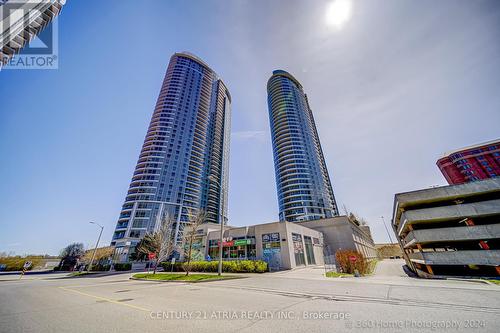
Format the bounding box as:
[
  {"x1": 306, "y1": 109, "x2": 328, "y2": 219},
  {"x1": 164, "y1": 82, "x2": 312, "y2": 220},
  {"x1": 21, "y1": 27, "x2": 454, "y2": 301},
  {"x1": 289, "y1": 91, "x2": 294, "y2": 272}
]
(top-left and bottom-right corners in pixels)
[{"x1": 326, "y1": 0, "x2": 353, "y2": 29}]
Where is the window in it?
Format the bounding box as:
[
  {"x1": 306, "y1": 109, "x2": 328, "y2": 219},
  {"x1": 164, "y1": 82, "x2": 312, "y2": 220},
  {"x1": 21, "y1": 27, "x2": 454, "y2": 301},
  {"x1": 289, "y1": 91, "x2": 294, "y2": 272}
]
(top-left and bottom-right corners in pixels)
[{"x1": 292, "y1": 233, "x2": 306, "y2": 266}]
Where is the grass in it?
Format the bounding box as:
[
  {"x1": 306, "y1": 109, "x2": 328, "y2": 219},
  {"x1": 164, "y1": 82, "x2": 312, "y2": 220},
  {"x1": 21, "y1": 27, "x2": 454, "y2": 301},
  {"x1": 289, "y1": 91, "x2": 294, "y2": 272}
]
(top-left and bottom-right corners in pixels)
[
  {"x1": 485, "y1": 279, "x2": 500, "y2": 285},
  {"x1": 365, "y1": 259, "x2": 379, "y2": 275},
  {"x1": 67, "y1": 271, "x2": 94, "y2": 277},
  {"x1": 132, "y1": 273, "x2": 239, "y2": 282},
  {"x1": 325, "y1": 271, "x2": 353, "y2": 278}
]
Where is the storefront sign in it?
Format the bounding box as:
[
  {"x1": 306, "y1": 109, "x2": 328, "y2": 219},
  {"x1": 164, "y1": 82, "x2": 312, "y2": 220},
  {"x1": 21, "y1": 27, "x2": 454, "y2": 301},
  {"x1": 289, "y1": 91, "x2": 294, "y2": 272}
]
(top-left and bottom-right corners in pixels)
[
  {"x1": 262, "y1": 233, "x2": 280, "y2": 243},
  {"x1": 234, "y1": 239, "x2": 251, "y2": 246}
]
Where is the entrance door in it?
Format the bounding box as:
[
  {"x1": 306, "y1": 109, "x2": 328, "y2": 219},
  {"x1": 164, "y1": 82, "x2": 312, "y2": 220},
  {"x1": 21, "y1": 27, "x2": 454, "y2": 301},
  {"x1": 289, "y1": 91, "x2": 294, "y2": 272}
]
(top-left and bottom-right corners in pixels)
[
  {"x1": 304, "y1": 236, "x2": 316, "y2": 265},
  {"x1": 292, "y1": 233, "x2": 306, "y2": 266}
]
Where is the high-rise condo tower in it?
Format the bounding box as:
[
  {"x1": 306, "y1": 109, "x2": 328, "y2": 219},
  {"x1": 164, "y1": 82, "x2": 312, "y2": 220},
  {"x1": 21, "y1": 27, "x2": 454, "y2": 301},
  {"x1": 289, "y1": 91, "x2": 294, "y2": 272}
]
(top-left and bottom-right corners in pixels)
[
  {"x1": 267, "y1": 70, "x2": 338, "y2": 222},
  {"x1": 111, "y1": 52, "x2": 231, "y2": 260}
]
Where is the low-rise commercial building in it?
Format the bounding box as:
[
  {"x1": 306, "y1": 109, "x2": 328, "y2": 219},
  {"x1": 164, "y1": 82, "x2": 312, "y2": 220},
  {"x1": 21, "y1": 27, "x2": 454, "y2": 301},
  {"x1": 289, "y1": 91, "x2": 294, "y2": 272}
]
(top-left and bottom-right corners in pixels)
[
  {"x1": 299, "y1": 216, "x2": 377, "y2": 264},
  {"x1": 392, "y1": 178, "x2": 500, "y2": 278},
  {"x1": 185, "y1": 216, "x2": 376, "y2": 271},
  {"x1": 188, "y1": 221, "x2": 325, "y2": 270}
]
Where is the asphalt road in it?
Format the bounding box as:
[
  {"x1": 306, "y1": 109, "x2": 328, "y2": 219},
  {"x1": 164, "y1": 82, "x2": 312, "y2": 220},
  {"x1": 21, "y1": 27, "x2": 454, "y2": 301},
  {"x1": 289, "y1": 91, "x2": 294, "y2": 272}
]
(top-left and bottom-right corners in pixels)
[{"x1": 0, "y1": 261, "x2": 499, "y2": 333}]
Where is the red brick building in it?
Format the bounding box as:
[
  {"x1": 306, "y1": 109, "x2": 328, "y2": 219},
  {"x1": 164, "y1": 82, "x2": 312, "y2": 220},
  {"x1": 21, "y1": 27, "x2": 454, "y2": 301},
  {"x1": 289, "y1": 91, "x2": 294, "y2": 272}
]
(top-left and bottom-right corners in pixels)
[{"x1": 437, "y1": 139, "x2": 500, "y2": 185}]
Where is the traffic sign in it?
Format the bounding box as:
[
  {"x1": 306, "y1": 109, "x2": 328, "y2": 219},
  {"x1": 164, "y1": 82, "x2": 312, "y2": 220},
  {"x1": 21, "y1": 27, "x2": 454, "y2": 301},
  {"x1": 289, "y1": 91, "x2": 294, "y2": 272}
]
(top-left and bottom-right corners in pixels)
[
  {"x1": 19, "y1": 261, "x2": 32, "y2": 280},
  {"x1": 348, "y1": 256, "x2": 357, "y2": 262},
  {"x1": 148, "y1": 253, "x2": 156, "y2": 260}
]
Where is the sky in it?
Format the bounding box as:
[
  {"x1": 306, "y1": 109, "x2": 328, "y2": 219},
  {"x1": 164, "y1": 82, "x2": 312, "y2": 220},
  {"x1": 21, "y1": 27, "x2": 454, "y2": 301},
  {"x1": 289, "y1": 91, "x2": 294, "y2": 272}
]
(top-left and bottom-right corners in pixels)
[{"x1": 1, "y1": 0, "x2": 499, "y2": 256}]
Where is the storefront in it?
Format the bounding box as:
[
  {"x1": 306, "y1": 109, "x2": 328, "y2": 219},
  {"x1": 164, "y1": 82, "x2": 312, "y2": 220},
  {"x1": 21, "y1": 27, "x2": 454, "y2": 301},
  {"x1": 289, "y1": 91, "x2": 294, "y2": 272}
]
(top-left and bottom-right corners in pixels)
[
  {"x1": 189, "y1": 221, "x2": 325, "y2": 270},
  {"x1": 207, "y1": 237, "x2": 256, "y2": 260}
]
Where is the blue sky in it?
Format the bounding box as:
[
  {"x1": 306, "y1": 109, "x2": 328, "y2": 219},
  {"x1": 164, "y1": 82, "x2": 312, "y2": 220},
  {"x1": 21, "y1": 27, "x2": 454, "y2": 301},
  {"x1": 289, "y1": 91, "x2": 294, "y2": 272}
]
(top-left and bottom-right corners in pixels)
[{"x1": 1, "y1": 0, "x2": 499, "y2": 255}]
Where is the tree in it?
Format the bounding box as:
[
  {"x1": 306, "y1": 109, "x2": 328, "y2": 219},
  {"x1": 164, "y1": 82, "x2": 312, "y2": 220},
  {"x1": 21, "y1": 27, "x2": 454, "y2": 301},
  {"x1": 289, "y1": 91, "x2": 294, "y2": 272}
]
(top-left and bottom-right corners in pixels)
[
  {"x1": 182, "y1": 210, "x2": 207, "y2": 276},
  {"x1": 136, "y1": 214, "x2": 176, "y2": 274},
  {"x1": 58, "y1": 243, "x2": 85, "y2": 271},
  {"x1": 129, "y1": 239, "x2": 148, "y2": 261}
]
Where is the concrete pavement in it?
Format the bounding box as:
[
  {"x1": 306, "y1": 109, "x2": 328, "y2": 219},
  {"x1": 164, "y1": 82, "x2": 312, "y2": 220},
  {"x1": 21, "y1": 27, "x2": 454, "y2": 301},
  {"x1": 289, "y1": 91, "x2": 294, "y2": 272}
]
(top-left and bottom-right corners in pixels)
[{"x1": 0, "y1": 262, "x2": 499, "y2": 332}]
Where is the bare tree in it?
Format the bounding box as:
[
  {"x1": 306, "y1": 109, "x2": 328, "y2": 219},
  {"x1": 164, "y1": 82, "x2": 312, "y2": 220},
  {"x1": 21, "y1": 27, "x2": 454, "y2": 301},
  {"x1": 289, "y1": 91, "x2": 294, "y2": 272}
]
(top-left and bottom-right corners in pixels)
[
  {"x1": 136, "y1": 214, "x2": 176, "y2": 275},
  {"x1": 182, "y1": 210, "x2": 207, "y2": 276}
]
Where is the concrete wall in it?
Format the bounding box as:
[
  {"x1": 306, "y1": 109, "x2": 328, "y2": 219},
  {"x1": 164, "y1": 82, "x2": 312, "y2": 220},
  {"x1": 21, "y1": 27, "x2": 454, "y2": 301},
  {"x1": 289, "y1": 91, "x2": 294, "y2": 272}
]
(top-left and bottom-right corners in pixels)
[
  {"x1": 409, "y1": 250, "x2": 500, "y2": 266},
  {"x1": 392, "y1": 177, "x2": 500, "y2": 278},
  {"x1": 398, "y1": 199, "x2": 500, "y2": 236},
  {"x1": 404, "y1": 224, "x2": 500, "y2": 246},
  {"x1": 299, "y1": 216, "x2": 377, "y2": 262}
]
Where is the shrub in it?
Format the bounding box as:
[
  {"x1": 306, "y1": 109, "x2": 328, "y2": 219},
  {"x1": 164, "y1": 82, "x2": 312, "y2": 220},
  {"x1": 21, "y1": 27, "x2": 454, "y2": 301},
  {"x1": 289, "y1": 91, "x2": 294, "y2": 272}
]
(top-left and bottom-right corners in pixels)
[
  {"x1": 239, "y1": 260, "x2": 255, "y2": 273},
  {"x1": 113, "y1": 263, "x2": 132, "y2": 271},
  {"x1": 335, "y1": 250, "x2": 368, "y2": 275},
  {"x1": 91, "y1": 264, "x2": 111, "y2": 271},
  {"x1": 254, "y1": 260, "x2": 268, "y2": 273},
  {"x1": 161, "y1": 260, "x2": 268, "y2": 273},
  {"x1": 160, "y1": 262, "x2": 184, "y2": 272}
]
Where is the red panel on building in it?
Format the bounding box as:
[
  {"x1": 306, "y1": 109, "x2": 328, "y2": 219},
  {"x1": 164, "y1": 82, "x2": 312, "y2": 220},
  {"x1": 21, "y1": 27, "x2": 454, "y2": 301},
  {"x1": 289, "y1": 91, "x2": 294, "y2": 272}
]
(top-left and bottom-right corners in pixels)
[{"x1": 437, "y1": 139, "x2": 500, "y2": 185}]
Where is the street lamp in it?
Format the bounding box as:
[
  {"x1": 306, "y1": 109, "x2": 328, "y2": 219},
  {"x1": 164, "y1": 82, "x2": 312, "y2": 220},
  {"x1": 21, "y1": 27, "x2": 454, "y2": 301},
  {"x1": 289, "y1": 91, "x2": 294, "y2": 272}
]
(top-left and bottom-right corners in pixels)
[
  {"x1": 88, "y1": 221, "x2": 104, "y2": 272},
  {"x1": 380, "y1": 216, "x2": 394, "y2": 244},
  {"x1": 208, "y1": 175, "x2": 225, "y2": 276}
]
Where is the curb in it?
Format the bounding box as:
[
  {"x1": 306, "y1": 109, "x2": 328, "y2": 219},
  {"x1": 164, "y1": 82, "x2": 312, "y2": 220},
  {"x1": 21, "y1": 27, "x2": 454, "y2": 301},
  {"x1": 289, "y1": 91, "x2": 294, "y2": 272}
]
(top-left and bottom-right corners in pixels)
[
  {"x1": 446, "y1": 278, "x2": 495, "y2": 285},
  {"x1": 129, "y1": 275, "x2": 245, "y2": 283}
]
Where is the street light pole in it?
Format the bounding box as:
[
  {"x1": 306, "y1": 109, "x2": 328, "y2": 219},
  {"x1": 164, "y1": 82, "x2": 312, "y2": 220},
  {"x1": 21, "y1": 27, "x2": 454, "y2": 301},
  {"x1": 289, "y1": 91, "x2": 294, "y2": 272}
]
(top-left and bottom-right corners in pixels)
[
  {"x1": 173, "y1": 192, "x2": 185, "y2": 256},
  {"x1": 209, "y1": 175, "x2": 224, "y2": 276},
  {"x1": 380, "y1": 216, "x2": 394, "y2": 244},
  {"x1": 88, "y1": 221, "x2": 104, "y2": 272}
]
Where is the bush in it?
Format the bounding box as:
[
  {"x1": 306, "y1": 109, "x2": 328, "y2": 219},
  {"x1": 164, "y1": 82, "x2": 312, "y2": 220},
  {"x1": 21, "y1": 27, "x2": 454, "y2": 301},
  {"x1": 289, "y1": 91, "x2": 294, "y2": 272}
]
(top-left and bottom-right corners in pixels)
[
  {"x1": 160, "y1": 262, "x2": 184, "y2": 272},
  {"x1": 254, "y1": 260, "x2": 268, "y2": 273},
  {"x1": 114, "y1": 263, "x2": 132, "y2": 271},
  {"x1": 335, "y1": 250, "x2": 368, "y2": 275},
  {"x1": 90, "y1": 264, "x2": 111, "y2": 271},
  {"x1": 160, "y1": 260, "x2": 268, "y2": 273}
]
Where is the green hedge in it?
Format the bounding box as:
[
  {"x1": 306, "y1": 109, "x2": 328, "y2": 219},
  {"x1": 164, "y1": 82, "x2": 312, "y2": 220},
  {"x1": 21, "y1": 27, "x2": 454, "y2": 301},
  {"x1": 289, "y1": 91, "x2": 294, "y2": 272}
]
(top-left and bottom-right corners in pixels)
[
  {"x1": 91, "y1": 264, "x2": 111, "y2": 271},
  {"x1": 161, "y1": 260, "x2": 268, "y2": 273},
  {"x1": 114, "y1": 263, "x2": 132, "y2": 271}
]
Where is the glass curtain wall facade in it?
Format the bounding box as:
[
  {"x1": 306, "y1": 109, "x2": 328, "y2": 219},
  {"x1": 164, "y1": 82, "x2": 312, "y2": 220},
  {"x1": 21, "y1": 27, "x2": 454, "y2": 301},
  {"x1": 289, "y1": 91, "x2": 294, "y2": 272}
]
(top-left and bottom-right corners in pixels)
[
  {"x1": 267, "y1": 70, "x2": 338, "y2": 222},
  {"x1": 111, "y1": 52, "x2": 231, "y2": 259}
]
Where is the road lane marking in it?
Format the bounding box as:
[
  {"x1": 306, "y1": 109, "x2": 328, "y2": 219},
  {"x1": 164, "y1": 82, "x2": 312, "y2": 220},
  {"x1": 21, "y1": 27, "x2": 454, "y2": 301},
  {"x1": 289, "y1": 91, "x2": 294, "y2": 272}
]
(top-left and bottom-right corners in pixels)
[{"x1": 58, "y1": 286, "x2": 151, "y2": 312}]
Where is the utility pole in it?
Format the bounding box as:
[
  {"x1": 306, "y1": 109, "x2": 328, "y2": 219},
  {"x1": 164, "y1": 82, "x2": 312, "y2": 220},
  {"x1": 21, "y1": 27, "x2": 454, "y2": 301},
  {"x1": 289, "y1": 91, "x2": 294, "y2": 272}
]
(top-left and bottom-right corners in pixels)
[
  {"x1": 209, "y1": 175, "x2": 224, "y2": 276},
  {"x1": 380, "y1": 216, "x2": 394, "y2": 244},
  {"x1": 88, "y1": 222, "x2": 104, "y2": 272}
]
